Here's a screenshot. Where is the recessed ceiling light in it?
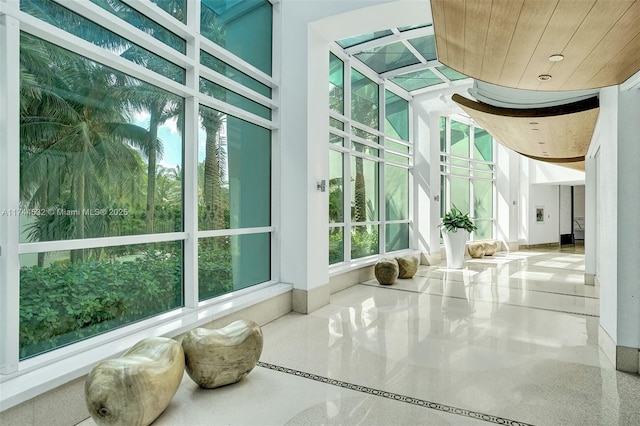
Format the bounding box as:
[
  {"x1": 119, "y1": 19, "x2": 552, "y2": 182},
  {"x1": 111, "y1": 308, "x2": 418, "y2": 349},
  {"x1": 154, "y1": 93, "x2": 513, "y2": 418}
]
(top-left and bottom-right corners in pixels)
[
  {"x1": 549, "y1": 54, "x2": 564, "y2": 62},
  {"x1": 529, "y1": 122, "x2": 539, "y2": 125},
  {"x1": 532, "y1": 128, "x2": 539, "y2": 131},
  {"x1": 538, "y1": 74, "x2": 552, "y2": 81},
  {"x1": 538, "y1": 142, "x2": 545, "y2": 144}
]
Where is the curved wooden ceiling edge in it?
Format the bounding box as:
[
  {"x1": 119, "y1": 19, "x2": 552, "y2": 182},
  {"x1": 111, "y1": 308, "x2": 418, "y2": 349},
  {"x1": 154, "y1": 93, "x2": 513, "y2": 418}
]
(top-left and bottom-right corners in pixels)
[{"x1": 451, "y1": 93, "x2": 599, "y2": 118}]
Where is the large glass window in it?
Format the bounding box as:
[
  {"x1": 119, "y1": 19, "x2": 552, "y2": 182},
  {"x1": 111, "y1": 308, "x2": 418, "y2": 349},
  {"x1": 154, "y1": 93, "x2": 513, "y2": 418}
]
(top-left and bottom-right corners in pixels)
[
  {"x1": 6, "y1": 0, "x2": 275, "y2": 365},
  {"x1": 351, "y1": 69, "x2": 379, "y2": 129},
  {"x1": 329, "y1": 52, "x2": 412, "y2": 264},
  {"x1": 198, "y1": 107, "x2": 271, "y2": 231},
  {"x1": 201, "y1": 0, "x2": 273, "y2": 76},
  {"x1": 440, "y1": 117, "x2": 495, "y2": 240}
]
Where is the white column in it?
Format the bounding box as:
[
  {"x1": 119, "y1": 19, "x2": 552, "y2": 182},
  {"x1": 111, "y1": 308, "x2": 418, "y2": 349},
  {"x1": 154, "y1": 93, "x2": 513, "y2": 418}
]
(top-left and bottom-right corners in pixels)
[
  {"x1": 614, "y1": 85, "x2": 640, "y2": 371},
  {"x1": 584, "y1": 156, "x2": 596, "y2": 285},
  {"x1": 0, "y1": 12, "x2": 21, "y2": 374}
]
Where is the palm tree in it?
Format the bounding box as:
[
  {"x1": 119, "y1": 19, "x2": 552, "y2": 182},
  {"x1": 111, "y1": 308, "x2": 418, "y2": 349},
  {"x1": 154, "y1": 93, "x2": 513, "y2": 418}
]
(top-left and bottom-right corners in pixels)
[{"x1": 20, "y1": 34, "x2": 149, "y2": 261}]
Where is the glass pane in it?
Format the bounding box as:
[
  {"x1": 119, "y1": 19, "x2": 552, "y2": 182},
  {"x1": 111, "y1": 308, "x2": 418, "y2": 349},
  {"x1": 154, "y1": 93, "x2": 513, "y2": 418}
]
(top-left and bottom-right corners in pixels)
[
  {"x1": 385, "y1": 139, "x2": 410, "y2": 153},
  {"x1": 90, "y1": 0, "x2": 186, "y2": 53},
  {"x1": 329, "y1": 53, "x2": 344, "y2": 114},
  {"x1": 385, "y1": 165, "x2": 408, "y2": 220},
  {"x1": 407, "y1": 35, "x2": 437, "y2": 61},
  {"x1": 436, "y1": 65, "x2": 468, "y2": 81},
  {"x1": 351, "y1": 142, "x2": 379, "y2": 157},
  {"x1": 351, "y1": 69, "x2": 379, "y2": 129},
  {"x1": 329, "y1": 150, "x2": 343, "y2": 223},
  {"x1": 450, "y1": 176, "x2": 470, "y2": 214},
  {"x1": 329, "y1": 227, "x2": 344, "y2": 265},
  {"x1": 474, "y1": 179, "x2": 493, "y2": 220},
  {"x1": 451, "y1": 120, "x2": 470, "y2": 159},
  {"x1": 198, "y1": 106, "x2": 270, "y2": 230},
  {"x1": 199, "y1": 233, "x2": 270, "y2": 301},
  {"x1": 474, "y1": 127, "x2": 493, "y2": 162},
  {"x1": 475, "y1": 219, "x2": 493, "y2": 240},
  {"x1": 451, "y1": 165, "x2": 470, "y2": 177},
  {"x1": 351, "y1": 225, "x2": 379, "y2": 259},
  {"x1": 20, "y1": 34, "x2": 184, "y2": 242},
  {"x1": 335, "y1": 30, "x2": 393, "y2": 49},
  {"x1": 386, "y1": 152, "x2": 409, "y2": 164},
  {"x1": 385, "y1": 90, "x2": 409, "y2": 141},
  {"x1": 353, "y1": 41, "x2": 421, "y2": 74},
  {"x1": 386, "y1": 223, "x2": 409, "y2": 252},
  {"x1": 351, "y1": 157, "x2": 378, "y2": 222},
  {"x1": 390, "y1": 69, "x2": 443, "y2": 91},
  {"x1": 19, "y1": 241, "x2": 183, "y2": 359},
  {"x1": 150, "y1": 0, "x2": 186, "y2": 23},
  {"x1": 200, "y1": 50, "x2": 271, "y2": 97},
  {"x1": 201, "y1": 0, "x2": 272, "y2": 75},
  {"x1": 200, "y1": 77, "x2": 271, "y2": 119},
  {"x1": 330, "y1": 133, "x2": 344, "y2": 146},
  {"x1": 440, "y1": 116, "x2": 447, "y2": 151},
  {"x1": 474, "y1": 171, "x2": 494, "y2": 180},
  {"x1": 330, "y1": 118, "x2": 345, "y2": 131},
  {"x1": 351, "y1": 127, "x2": 379, "y2": 143},
  {"x1": 21, "y1": 0, "x2": 185, "y2": 83}
]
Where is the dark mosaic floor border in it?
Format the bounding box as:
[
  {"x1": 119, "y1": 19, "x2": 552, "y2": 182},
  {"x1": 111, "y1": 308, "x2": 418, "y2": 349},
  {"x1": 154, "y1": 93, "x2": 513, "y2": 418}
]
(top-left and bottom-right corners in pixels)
[{"x1": 257, "y1": 361, "x2": 535, "y2": 426}]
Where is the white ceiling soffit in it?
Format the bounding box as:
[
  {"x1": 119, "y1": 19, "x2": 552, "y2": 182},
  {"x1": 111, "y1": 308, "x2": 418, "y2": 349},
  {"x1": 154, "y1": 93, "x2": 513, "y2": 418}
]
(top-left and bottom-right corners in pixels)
[{"x1": 468, "y1": 80, "x2": 599, "y2": 110}]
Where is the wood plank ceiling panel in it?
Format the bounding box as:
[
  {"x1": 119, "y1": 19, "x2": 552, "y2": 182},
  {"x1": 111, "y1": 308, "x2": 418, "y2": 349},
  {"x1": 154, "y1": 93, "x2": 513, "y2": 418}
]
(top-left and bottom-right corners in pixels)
[
  {"x1": 478, "y1": 0, "x2": 523, "y2": 79},
  {"x1": 452, "y1": 94, "x2": 599, "y2": 170},
  {"x1": 432, "y1": 0, "x2": 640, "y2": 91}
]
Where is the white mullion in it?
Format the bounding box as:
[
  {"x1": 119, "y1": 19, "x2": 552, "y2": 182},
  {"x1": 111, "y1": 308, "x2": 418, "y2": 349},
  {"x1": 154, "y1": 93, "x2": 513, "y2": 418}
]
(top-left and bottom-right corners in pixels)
[
  {"x1": 199, "y1": 67, "x2": 276, "y2": 109},
  {"x1": 269, "y1": 0, "x2": 281, "y2": 285},
  {"x1": 119, "y1": 0, "x2": 192, "y2": 40},
  {"x1": 57, "y1": 0, "x2": 193, "y2": 69},
  {"x1": 343, "y1": 150, "x2": 352, "y2": 262},
  {"x1": 200, "y1": 38, "x2": 276, "y2": 89},
  {"x1": 379, "y1": 81, "x2": 386, "y2": 254},
  {"x1": 197, "y1": 227, "x2": 275, "y2": 239},
  {"x1": 19, "y1": 232, "x2": 188, "y2": 255},
  {"x1": 183, "y1": 4, "x2": 200, "y2": 307},
  {"x1": 18, "y1": 12, "x2": 197, "y2": 100},
  {"x1": 0, "y1": 13, "x2": 20, "y2": 375},
  {"x1": 380, "y1": 60, "x2": 443, "y2": 80},
  {"x1": 183, "y1": 96, "x2": 198, "y2": 308}
]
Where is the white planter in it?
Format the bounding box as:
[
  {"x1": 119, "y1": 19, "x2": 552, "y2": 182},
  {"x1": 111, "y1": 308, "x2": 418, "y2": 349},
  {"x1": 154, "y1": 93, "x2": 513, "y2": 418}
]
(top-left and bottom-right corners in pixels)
[{"x1": 442, "y1": 228, "x2": 469, "y2": 269}]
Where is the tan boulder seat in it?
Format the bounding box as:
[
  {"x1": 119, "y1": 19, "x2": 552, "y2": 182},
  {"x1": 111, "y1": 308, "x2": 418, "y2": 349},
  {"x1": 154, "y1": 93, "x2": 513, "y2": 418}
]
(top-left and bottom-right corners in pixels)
[
  {"x1": 467, "y1": 242, "x2": 486, "y2": 259},
  {"x1": 484, "y1": 241, "x2": 498, "y2": 256},
  {"x1": 375, "y1": 258, "x2": 399, "y2": 285},
  {"x1": 182, "y1": 319, "x2": 263, "y2": 389},
  {"x1": 396, "y1": 255, "x2": 419, "y2": 278},
  {"x1": 85, "y1": 337, "x2": 184, "y2": 426}
]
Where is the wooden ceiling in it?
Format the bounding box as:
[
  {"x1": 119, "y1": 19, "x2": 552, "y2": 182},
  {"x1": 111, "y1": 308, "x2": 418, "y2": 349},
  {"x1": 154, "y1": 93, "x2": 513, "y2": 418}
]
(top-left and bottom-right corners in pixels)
[
  {"x1": 452, "y1": 94, "x2": 600, "y2": 170},
  {"x1": 432, "y1": 0, "x2": 640, "y2": 91}
]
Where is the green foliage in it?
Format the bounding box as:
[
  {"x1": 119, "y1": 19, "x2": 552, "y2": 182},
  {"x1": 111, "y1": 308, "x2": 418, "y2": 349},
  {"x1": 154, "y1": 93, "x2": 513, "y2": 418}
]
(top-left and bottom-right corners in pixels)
[
  {"x1": 329, "y1": 229, "x2": 344, "y2": 264},
  {"x1": 198, "y1": 238, "x2": 233, "y2": 300},
  {"x1": 19, "y1": 247, "x2": 183, "y2": 359},
  {"x1": 351, "y1": 228, "x2": 379, "y2": 259},
  {"x1": 439, "y1": 206, "x2": 477, "y2": 233}
]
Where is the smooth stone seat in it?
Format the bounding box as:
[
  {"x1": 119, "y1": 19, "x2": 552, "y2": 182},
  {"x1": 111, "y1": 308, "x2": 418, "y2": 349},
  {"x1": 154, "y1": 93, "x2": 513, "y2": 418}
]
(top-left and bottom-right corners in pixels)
[
  {"x1": 467, "y1": 242, "x2": 486, "y2": 258},
  {"x1": 85, "y1": 337, "x2": 184, "y2": 426},
  {"x1": 182, "y1": 319, "x2": 263, "y2": 389},
  {"x1": 484, "y1": 241, "x2": 498, "y2": 256},
  {"x1": 396, "y1": 255, "x2": 418, "y2": 278},
  {"x1": 375, "y1": 258, "x2": 399, "y2": 285}
]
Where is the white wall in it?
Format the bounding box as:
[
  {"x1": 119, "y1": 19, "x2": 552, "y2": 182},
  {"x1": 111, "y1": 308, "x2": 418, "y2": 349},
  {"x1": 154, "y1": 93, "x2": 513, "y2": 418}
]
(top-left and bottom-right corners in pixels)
[
  {"x1": 616, "y1": 86, "x2": 640, "y2": 349},
  {"x1": 527, "y1": 184, "x2": 560, "y2": 245},
  {"x1": 574, "y1": 185, "x2": 585, "y2": 217},
  {"x1": 591, "y1": 86, "x2": 618, "y2": 343},
  {"x1": 559, "y1": 186, "x2": 572, "y2": 235}
]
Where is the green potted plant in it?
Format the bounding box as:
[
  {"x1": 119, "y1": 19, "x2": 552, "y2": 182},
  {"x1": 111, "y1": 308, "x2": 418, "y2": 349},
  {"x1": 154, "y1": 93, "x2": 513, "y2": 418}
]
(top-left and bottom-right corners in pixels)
[{"x1": 439, "y1": 206, "x2": 477, "y2": 268}]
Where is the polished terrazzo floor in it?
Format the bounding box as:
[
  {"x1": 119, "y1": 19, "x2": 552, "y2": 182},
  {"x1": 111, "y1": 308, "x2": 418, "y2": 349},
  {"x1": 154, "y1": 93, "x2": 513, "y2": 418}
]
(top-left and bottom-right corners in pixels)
[{"x1": 80, "y1": 247, "x2": 640, "y2": 425}]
